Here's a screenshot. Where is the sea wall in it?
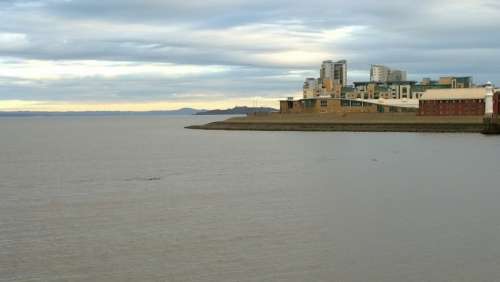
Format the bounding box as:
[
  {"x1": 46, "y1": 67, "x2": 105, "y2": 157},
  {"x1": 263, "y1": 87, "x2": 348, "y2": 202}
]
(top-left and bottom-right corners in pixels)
[
  {"x1": 187, "y1": 113, "x2": 500, "y2": 134},
  {"x1": 482, "y1": 116, "x2": 500, "y2": 134},
  {"x1": 187, "y1": 122, "x2": 484, "y2": 133}
]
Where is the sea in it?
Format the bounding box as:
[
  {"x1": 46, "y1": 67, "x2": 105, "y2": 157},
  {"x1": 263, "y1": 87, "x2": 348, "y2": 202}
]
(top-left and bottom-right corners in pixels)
[{"x1": 1, "y1": 115, "x2": 499, "y2": 282}]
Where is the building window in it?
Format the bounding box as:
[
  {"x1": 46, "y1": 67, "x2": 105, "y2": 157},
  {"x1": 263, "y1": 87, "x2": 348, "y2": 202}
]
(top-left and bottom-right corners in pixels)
[
  {"x1": 304, "y1": 100, "x2": 315, "y2": 108},
  {"x1": 351, "y1": 100, "x2": 363, "y2": 107},
  {"x1": 320, "y1": 100, "x2": 328, "y2": 107}
]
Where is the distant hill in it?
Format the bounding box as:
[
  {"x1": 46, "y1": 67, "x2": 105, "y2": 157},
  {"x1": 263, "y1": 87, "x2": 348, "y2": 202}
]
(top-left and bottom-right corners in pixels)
[
  {"x1": 0, "y1": 108, "x2": 204, "y2": 117},
  {"x1": 196, "y1": 106, "x2": 278, "y2": 115},
  {"x1": 0, "y1": 107, "x2": 280, "y2": 117},
  {"x1": 162, "y1": 108, "x2": 203, "y2": 115}
]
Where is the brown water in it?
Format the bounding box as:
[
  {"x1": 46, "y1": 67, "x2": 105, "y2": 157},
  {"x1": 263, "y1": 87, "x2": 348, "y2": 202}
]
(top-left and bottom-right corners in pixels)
[{"x1": 1, "y1": 115, "x2": 500, "y2": 281}]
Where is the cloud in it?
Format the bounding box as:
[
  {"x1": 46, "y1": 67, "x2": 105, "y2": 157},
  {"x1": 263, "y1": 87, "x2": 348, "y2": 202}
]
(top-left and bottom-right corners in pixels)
[
  {"x1": 0, "y1": 33, "x2": 29, "y2": 51},
  {"x1": 1, "y1": 0, "x2": 500, "y2": 110},
  {"x1": 0, "y1": 59, "x2": 229, "y2": 80}
]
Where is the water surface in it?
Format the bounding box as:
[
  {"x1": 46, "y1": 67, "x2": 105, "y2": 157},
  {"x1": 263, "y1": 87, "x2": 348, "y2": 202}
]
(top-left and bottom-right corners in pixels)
[{"x1": 1, "y1": 115, "x2": 499, "y2": 281}]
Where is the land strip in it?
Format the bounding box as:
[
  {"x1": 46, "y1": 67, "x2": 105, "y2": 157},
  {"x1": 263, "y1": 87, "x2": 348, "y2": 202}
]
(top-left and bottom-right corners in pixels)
[{"x1": 186, "y1": 113, "x2": 498, "y2": 133}]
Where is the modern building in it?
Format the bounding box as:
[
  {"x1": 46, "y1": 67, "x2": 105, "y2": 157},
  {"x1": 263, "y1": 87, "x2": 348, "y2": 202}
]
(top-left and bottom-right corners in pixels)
[
  {"x1": 418, "y1": 86, "x2": 499, "y2": 116},
  {"x1": 303, "y1": 59, "x2": 348, "y2": 99},
  {"x1": 388, "y1": 70, "x2": 407, "y2": 82},
  {"x1": 301, "y1": 60, "x2": 482, "y2": 114},
  {"x1": 280, "y1": 98, "x2": 416, "y2": 114},
  {"x1": 370, "y1": 65, "x2": 407, "y2": 83},
  {"x1": 370, "y1": 65, "x2": 390, "y2": 83},
  {"x1": 303, "y1": 78, "x2": 319, "y2": 98},
  {"x1": 438, "y1": 76, "x2": 473, "y2": 88},
  {"x1": 321, "y1": 60, "x2": 347, "y2": 87},
  {"x1": 323, "y1": 79, "x2": 334, "y2": 91},
  {"x1": 352, "y1": 81, "x2": 416, "y2": 100},
  {"x1": 421, "y1": 78, "x2": 432, "y2": 85},
  {"x1": 411, "y1": 77, "x2": 472, "y2": 99},
  {"x1": 334, "y1": 60, "x2": 348, "y2": 87},
  {"x1": 320, "y1": 61, "x2": 333, "y2": 81}
]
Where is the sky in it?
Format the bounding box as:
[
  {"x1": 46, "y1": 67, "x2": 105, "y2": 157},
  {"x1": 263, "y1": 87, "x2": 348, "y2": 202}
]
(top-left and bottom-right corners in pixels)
[{"x1": 1, "y1": 0, "x2": 500, "y2": 111}]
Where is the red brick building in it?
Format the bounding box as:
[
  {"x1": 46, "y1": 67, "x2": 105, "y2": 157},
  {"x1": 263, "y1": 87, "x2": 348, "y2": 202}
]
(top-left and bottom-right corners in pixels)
[
  {"x1": 495, "y1": 91, "x2": 500, "y2": 115},
  {"x1": 419, "y1": 88, "x2": 499, "y2": 116}
]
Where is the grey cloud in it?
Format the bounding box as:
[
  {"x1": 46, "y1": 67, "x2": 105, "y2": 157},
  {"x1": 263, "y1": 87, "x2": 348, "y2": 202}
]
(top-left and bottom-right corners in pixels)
[
  {"x1": 0, "y1": 66, "x2": 302, "y2": 102},
  {"x1": 1, "y1": 0, "x2": 500, "y2": 104}
]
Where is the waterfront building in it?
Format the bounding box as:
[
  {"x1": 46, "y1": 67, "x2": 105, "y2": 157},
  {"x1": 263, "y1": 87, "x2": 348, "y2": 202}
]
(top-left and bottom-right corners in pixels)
[
  {"x1": 334, "y1": 60, "x2": 348, "y2": 87},
  {"x1": 495, "y1": 88, "x2": 500, "y2": 116},
  {"x1": 438, "y1": 76, "x2": 473, "y2": 88},
  {"x1": 370, "y1": 65, "x2": 407, "y2": 83},
  {"x1": 320, "y1": 61, "x2": 334, "y2": 81},
  {"x1": 331, "y1": 84, "x2": 343, "y2": 98},
  {"x1": 418, "y1": 86, "x2": 500, "y2": 116},
  {"x1": 303, "y1": 78, "x2": 319, "y2": 98},
  {"x1": 280, "y1": 97, "x2": 416, "y2": 115},
  {"x1": 353, "y1": 82, "x2": 383, "y2": 99},
  {"x1": 304, "y1": 59, "x2": 348, "y2": 99},
  {"x1": 352, "y1": 81, "x2": 416, "y2": 100},
  {"x1": 370, "y1": 65, "x2": 390, "y2": 83},
  {"x1": 390, "y1": 81, "x2": 414, "y2": 99},
  {"x1": 496, "y1": 91, "x2": 500, "y2": 116},
  {"x1": 421, "y1": 78, "x2": 432, "y2": 85},
  {"x1": 388, "y1": 70, "x2": 407, "y2": 82},
  {"x1": 299, "y1": 59, "x2": 484, "y2": 115},
  {"x1": 323, "y1": 79, "x2": 334, "y2": 91},
  {"x1": 340, "y1": 86, "x2": 355, "y2": 99},
  {"x1": 412, "y1": 78, "x2": 466, "y2": 99},
  {"x1": 321, "y1": 60, "x2": 347, "y2": 87}
]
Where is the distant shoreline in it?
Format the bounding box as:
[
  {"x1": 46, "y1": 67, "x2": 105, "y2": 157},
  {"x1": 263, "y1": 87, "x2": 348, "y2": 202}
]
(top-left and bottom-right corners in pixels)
[
  {"x1": 195, "y1": 106, "x2": 277, "y2": 115},
  {"x1": 0, "y1": 106, "x2": 278, "y2": 117}
]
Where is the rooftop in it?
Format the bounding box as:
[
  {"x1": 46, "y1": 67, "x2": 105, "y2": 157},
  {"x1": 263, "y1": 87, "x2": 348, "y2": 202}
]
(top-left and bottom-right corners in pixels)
[
  {"x1": 354, "y1": 81, "x2": 417, "y2": 86},
  {"x1": 420, "y1": 88, "x2": 487, "y2": 100}
]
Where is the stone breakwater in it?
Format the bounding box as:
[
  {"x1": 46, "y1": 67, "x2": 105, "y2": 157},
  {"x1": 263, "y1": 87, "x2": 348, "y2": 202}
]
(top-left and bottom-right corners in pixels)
[
  {"x1": 186, "y1": 113, "x2": 500, "y2": 134},
  {"x1": 186, "y1": 122, "x2": 486, "y2": 133}
]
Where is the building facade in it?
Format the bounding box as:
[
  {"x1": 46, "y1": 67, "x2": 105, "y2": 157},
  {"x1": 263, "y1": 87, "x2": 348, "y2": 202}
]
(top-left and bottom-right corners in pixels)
[
  {"x1": 334, "y1": 60, "x2": 348, "y2": 87},
  {"x1": 495, "y1": 91, "x2": 500, "y2": 115},
  {"x1": 321, "y1": 60, "x2": 347, "y2": 87},
  {"x1": 352, "y1": 81, "x2": 416, "y2": 100},
  {"x1": 303, "y1": 78, "x2": 319, "y2": 98},
  {"x1": 303, "y1": 60, "x2": 478, "y2": 110},
  {"x1": 388, "y1": 70, "x2": 407, "y2": 82},
  {"x1": 370, "y1": 65, "x2": 407, "y2": 83},
  {"x1": 320, "y1": 61, "x2": 334, "y2": 81},
  {"x1": 438, "y1": 76, "x2": 473, "y2": 88},
  {"x1": 280, "y1": 98, "x2": 416, "y2": 114},
  {"x1": 370, "y1": 65, "x2": 390, "y2": 83},
  {"x1": 418, "y1": 88, "x2": 498, "y2": 116}
]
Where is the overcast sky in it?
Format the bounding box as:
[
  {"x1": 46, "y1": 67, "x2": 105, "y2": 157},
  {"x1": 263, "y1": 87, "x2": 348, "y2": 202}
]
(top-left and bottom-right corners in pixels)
[{"x1": 1, "y1": 0, "x2": 500, "y2": 110}]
